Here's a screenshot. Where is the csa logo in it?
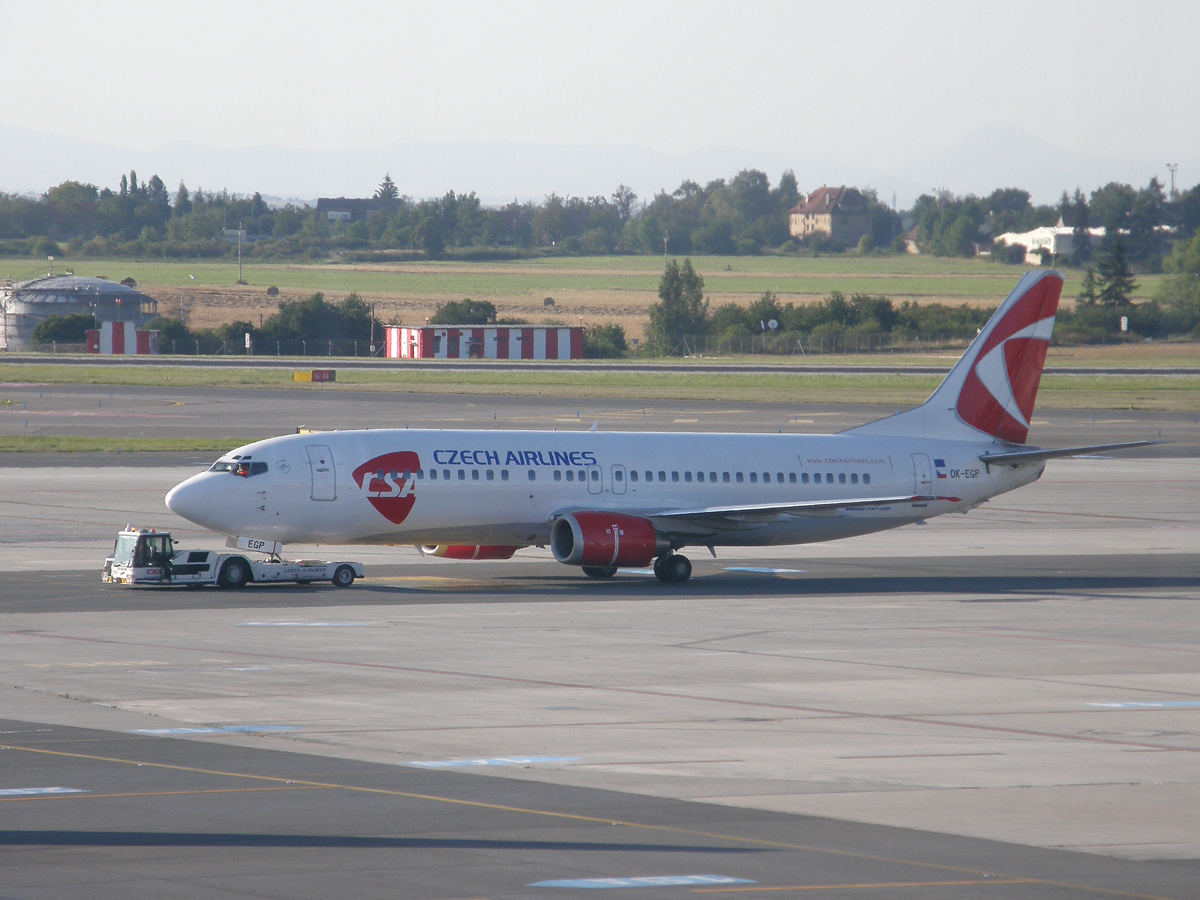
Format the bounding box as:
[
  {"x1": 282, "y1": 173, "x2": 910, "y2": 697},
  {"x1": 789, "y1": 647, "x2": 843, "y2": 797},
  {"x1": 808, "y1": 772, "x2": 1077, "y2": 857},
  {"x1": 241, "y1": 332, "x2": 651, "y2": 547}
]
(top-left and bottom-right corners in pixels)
[{"x1": 352, "y1": 451, "x2": 421, "y2": 525}]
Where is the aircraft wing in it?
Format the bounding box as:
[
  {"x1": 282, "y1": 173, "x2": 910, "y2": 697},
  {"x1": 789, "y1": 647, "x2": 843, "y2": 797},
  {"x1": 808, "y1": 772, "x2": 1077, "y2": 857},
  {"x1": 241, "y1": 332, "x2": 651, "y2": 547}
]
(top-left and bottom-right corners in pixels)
[
  {"x1": 979, "y1": 440, "x2": 1162, "y2": 467},
  {"x1": 646, "y1": 493, "x2": 933, "y2": 523}
]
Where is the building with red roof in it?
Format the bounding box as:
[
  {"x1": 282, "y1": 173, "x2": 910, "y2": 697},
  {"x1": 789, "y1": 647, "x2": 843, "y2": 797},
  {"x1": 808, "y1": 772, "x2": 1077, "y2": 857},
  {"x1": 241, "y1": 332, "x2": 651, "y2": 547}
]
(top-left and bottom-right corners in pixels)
[{"x1": 787, "y1": 186, "x2": 871, "y2": 248}]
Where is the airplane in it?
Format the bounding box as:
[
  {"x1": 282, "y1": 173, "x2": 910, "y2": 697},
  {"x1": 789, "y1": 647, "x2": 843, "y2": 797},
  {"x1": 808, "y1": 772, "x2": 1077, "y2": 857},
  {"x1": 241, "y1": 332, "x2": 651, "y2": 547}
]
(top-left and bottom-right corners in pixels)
[{"x1": 166, "y1": 270, "x2": 1154, "y2": 584}]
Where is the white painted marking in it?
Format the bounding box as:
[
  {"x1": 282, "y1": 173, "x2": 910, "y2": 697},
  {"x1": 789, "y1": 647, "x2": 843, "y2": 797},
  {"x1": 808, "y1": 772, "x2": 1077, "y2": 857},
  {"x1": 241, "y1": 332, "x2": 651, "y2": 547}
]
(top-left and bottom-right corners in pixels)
[
  {"x1": 530, "y1": 875, "x2": 755, "y2": 888},
  {"x1": 407, "y1": 756, "x2": 579, "y2": 768},
  {"x1": 236, "y1": 622, "x2": 371, "y2": 627},
  {"x1": 127, "y1": 726, "x2": 298, "y2": 735},
  {"x1": 0, "y1": 787, "x2": 88, "y2": 797},
  {"x1": 1087, "y1": 701, "x2": 1200, "y2": 709},
  {"x1": 724, "y1": 567, "x2": 805, "y2": 574}
]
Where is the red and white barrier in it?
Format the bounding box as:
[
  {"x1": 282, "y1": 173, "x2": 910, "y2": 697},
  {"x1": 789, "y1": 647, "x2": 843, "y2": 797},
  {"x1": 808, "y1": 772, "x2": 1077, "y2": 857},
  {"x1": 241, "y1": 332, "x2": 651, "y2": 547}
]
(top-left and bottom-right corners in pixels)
[
  {"x1": 384, "y1": 325, "x2": 582, "y2": 360},
  {"x1": 85, "y1": 322, "x2": 159, "y2": 355}
]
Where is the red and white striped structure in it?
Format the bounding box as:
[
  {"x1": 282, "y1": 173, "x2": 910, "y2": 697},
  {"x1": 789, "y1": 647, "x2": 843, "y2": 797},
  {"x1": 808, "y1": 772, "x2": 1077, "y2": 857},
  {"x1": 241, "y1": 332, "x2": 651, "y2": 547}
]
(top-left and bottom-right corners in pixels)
[
  {"x1": 86, "y1": 322, "x2": 159, "y2": 355},
  {"x1": 385, "y1": 325, "x2": 583, "y2": 360}
]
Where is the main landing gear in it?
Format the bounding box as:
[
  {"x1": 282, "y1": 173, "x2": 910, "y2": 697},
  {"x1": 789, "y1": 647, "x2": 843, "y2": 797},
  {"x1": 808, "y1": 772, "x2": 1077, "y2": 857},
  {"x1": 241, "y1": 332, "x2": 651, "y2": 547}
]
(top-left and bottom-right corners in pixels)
[{"x1": 653, "y1": 553, "x2": 692, "y2": 584}]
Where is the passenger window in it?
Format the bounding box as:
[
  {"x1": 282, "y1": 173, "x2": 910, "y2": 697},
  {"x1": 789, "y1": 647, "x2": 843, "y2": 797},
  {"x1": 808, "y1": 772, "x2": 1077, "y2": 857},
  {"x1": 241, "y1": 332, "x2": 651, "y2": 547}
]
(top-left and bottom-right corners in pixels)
[
  {"x1": 826, "y1": 472, "x2": 833, "y2": 482},
  {"x1": 429, "y1": 469, "x2": 438, "y2": 480},
  {"x1": 750, "y1": 472, "x2": 758, "y2": 483},
  {"x1": 443, "y1": 469, "x2": 451, "y2": 480},
  {"x1": 850, "y1": 473, "x2": 858, "y2": 484},
  {"x1": 839, "y1": 473, "x2": 846, "y2": 484},
  {"x1": 417, "y1": 469, "x2": 424, "y2": 479},
  {"x1": 762, "y1": 473, "x2": 770, "y2": 483},
  {"x1": 486, "y1": 470, "x2": 495, "y2": 481},
  {"x1": 471, "y1": 469, "x2": 479, "y2": 481},
  {"x1": 402, "y1": 470, "x2": 411, "y2": 481},
  {"x1": 527, "y1": 470, "x2": 536, "y2": 481},
  {"x1": 565, "y1": 470, "x2": 574, "y2": 482},
  {"x1": 577, "y1": 469, "x2": 586, "y2": 481},
  {"x1": 789, "y1": 473, "x2": 797, "y2": 484},
  {"x1": 709, "y1": 471, "x2": 716, "y2": 482},
  {"x1": 863, "y1": 473, "x2": 870, "y2": 484},
  {"x1": 501, "y1": 470, "x2": 509, "y2": 481},
  {"x1": 614, "y1": 470, "x2": 624, "y2": 482},
  {"x1": 646, "y1": 471, "x2": 654, "y2": 482},
  {"x1": 671, "y1": 471, "x2": 680, "y2": 482},
  {"x1": 630, "y1": 470, "x2": 639, "y2": 482},
  {"x1": 458, "y1": 469, "x2": 466, "y2": 480},
  {"x1": 723, "y1": 472, "x2": 730, "y2": 483},
  {"x1": 685, "y1": 472, "x2": 692, "y2": 483},
  {"x1": 813, "y1": 473, "x2": 821, "y2": 484},
  {"x1": 590, "y1": 470, "x2": 599, "y2": 482},
  {"x1": 802, "y1": 472, "x2": 809, "y2": 484},
  {"x1": 736, "y1": 472, "x2": 744, "y2": 483},
  {"x1": 555, "y1": 470, "x2": 563, "y2": 481},
  {"x1": 777, "y1": 472, "x2": 784, "y2": 483},
  {"x1": 658, "y1": 471, "x2": 666, "y2": 482}
]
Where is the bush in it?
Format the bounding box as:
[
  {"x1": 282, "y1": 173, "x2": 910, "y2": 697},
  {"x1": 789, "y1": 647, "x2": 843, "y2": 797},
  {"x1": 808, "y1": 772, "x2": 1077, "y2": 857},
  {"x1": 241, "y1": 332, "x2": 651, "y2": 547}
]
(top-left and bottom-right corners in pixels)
[
  {"x1": 430, "y1": 298, "x2": 498, "y2": 325},
  {"x1": 32, "y1": 238, "x2": 63, "y2": 258},
  {"x1": 583, "y1": 323, "x2": 627, "y2": 358}
]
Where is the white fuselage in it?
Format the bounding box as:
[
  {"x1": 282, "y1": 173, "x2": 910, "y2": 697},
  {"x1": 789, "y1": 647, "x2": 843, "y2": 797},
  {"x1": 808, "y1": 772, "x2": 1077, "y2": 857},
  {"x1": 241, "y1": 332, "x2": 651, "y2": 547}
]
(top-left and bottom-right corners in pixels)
[{"x1": 165, "y1": 429, "x2": 1042, "y2": 550}]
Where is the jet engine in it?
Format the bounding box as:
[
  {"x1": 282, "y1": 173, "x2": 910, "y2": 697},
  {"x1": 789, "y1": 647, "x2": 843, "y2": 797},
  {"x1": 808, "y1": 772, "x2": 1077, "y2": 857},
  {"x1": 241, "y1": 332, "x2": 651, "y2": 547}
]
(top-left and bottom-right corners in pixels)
[
  {"x1": 418, "y1": 544, "x2": 521, "y2": 560},
  {"x1": 550, "y1": 512, "x2": 666, "y2": 568}
]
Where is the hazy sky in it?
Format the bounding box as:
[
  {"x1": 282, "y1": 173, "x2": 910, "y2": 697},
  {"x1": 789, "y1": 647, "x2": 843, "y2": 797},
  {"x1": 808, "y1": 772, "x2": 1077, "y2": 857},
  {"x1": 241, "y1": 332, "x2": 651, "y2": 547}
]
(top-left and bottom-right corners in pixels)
[{"x1": 2, "y1": 1, "x2": 1196, "y2": 192}]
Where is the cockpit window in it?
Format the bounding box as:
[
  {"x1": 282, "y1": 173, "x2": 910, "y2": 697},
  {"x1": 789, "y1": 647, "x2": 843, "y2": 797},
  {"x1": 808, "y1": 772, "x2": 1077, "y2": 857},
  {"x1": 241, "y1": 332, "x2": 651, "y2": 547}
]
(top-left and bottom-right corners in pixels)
[{"x1": 210, "y1": 459, "x2": 268, "y2": 477}]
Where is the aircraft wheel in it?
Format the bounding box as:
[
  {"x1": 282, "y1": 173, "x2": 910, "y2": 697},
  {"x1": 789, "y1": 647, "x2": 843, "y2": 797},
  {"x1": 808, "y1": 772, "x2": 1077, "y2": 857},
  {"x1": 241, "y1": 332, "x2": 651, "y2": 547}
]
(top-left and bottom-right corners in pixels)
[
  {"x1": 331, "y1": 565, "x2": 356, "y2": 588},
  {"x1": 218, "y1": 558, "x2": 250, "y2": 589},
  {"x1": 582, "y1": 565, "x2": 617, "y2": 579},
  {"x1": 654, "y1": 554, "x2": 692, "y2": 584}
]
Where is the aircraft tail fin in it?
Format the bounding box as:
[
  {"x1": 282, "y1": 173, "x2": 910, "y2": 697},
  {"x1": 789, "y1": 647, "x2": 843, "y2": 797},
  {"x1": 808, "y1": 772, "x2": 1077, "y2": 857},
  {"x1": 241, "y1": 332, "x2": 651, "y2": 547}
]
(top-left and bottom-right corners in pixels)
[{"x1": 846, "y1": 270, "x2": 1063, "y2": 444}]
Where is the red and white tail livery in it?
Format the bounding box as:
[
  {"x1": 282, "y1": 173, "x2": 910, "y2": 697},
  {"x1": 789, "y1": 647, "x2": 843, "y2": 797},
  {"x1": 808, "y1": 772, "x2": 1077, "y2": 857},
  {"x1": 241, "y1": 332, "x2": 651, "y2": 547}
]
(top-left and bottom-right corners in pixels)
[{"x1": 166, "y1": 271, "x2": 1154, "y2": 584}]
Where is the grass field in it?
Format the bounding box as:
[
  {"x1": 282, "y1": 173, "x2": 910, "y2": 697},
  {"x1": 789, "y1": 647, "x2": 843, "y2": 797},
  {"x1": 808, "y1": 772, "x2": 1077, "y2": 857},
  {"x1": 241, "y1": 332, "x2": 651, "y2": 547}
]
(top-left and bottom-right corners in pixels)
[
  {"x1": 2, "y1": 255, "x2": 1166, "y2": 340},
  {"x1": 4, "y1": 363, "x2": 1197, "y2": 411},
  {"x1": 0, "y1": 436, "x2": 253, "y2": 453}
]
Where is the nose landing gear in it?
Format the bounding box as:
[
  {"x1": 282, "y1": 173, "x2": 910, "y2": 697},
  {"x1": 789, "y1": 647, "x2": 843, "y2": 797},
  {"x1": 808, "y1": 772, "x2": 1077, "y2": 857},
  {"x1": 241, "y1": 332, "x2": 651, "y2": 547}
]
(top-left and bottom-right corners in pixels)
[{"x1": 653, "y1": 553, "x2": 692, "y2": 584}]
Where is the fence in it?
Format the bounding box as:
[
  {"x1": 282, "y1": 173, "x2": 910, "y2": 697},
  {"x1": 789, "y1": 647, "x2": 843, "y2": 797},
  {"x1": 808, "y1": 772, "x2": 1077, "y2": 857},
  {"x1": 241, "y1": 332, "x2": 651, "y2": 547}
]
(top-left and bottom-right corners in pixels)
[
  {"x1": 661, "y1": 333, "x2": 977, "y2": 357},
  {"x1": 24, "y1": 339, "x2": 384, "y2": 357}
]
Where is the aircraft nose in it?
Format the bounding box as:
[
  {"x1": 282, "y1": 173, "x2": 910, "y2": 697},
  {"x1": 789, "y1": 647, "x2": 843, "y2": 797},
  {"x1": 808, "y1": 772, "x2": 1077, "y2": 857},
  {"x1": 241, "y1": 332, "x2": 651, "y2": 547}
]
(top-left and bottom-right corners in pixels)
[{"x1": 166, "y1": 473, "x2": 221, "y2": 529}]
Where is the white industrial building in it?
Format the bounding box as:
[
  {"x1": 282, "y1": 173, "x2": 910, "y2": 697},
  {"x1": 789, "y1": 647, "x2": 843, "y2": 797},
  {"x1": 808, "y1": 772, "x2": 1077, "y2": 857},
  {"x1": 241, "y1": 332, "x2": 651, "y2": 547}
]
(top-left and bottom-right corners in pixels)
[
  {"x1": 1, "y1": 275, "x2": 158, "y2": 351},
  {"x1": 994, "y1": 224, "x2": 1105, "y2": 265}
]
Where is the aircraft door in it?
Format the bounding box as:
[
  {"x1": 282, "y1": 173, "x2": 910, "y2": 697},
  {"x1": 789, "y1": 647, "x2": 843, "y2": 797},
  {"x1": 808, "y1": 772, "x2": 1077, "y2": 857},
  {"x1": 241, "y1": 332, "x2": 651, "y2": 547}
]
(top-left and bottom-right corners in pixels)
[
  {"x1": 912, "y1": 452, "x2": 933, "y2": 496},
  {"x1": 611, "y1": 465, "x2": 627, "y2": 495},
  {"x1": 306, "y1": 444, "x2": 337, "y2": 501},
  {"x1": 587, "y1": 464, "x2": 603, "y2": 494}
]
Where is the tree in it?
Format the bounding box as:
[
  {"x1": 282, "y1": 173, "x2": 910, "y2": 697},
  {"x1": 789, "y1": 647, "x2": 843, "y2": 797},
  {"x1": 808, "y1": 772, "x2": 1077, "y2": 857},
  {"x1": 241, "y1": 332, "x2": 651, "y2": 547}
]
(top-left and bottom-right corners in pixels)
[
  {"x1": 173, "y1": 181, "x2": 192, "y2": 217},
  {"x1": 375, "y1": 174, "x2": 399, "y2": 201},
  {"x1": 1078, "y1": 267, "x2": 1099, "y2": 305},
  {"x1": 611, "y1": 184, "x2": 637, "y2": 224},
  {"x1": 646, "y1": 258, "x2": 708, "y2": 352},
  {"x1": 1155, "y1": 231, "x2": 1200, "y2": 334},
  {"x1": 1096, "y1": 239, "x2": 1137, "y2": 307},
  {"x1": 1070, "y1": 189, "x2": 1091, "y2": 265},
  {"x1": 1127, "y1": 177, "x2": 1166, "y2": 262}
]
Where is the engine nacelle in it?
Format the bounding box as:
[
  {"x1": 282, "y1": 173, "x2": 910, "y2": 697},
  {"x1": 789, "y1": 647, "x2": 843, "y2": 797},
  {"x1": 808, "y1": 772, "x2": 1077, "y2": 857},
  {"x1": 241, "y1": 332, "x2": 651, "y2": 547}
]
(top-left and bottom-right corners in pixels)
[
  {"x1": 418, "y1": 544, "x2": 520, "y2": 560},
  {"x1": 550, "y1": 512, "x2": 665, "y2": 568}
]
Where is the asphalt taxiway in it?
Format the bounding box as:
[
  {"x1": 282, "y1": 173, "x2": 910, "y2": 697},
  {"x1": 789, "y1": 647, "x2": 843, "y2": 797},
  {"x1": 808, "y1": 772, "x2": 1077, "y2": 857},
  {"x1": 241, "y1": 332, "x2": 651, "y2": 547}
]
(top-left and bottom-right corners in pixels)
[{"x1": 1, "y1": 393, "x2": 1198, "y2": 898}]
